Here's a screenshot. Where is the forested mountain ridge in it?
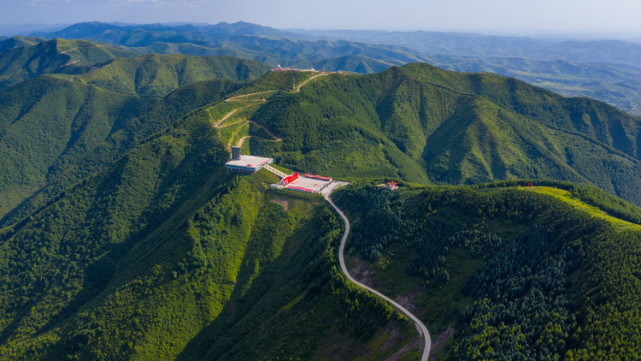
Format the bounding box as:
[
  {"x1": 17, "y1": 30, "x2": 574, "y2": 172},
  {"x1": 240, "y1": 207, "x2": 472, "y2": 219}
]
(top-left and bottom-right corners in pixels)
[
  {"x1": 0, "y1": 53, "x2": 268, "y2": 222},
  {"x1": 0, "y1": 38, "x2": 136, "y2": 90},
  {"x1": 334, "y1": 183, "x2": 641, "y2": 360},
  {"x1": 0, "y1": 35, "x2": 44, "y2": 53},
  {"x1": 245, "y1": 63, "x2": 641, "y2": 205},
  {"x1": 0, "y1": 83, "x2": 418, "y2": 360},
  {"x1": 58, "y1": 53, "x2": 270, "y2": 97},
  {"x1": 25, "y1": 21, "x2": 641, "y2": 114}
]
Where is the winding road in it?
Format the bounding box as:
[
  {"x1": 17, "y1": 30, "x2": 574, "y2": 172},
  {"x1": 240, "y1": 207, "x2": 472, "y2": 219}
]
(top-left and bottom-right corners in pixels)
[{"x1": 325, "y1": 195, "x2": 431, "y2": 361}]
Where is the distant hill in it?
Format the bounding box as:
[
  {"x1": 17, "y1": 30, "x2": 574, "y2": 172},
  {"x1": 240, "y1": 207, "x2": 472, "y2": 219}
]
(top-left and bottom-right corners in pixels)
[
  {"x1": 291, "y1": 28, "x2": 553, "y2": 58},
  {"x1": 313, "y1": 55, "x2": 397, "y2": 73},
  {"x1": 0, "y1": 37, "x2": 269, "y2": 97},
  {"x1": 542, "y1": 39, "x2": 641, "y2": 67},
  {"x1": 34, "y1": 21, "x2": 430, "y2": 69},
  {"x1": 61, "y1": 54, "x2": 270, "y2": 97},
  {"x1": 29, "y1": 22, "x2": 641, "y2": 115},
  {"x1": 0, "y1": 38, "x2": 136, "y2": 90},
  {"x1": 0, "y1": 35, "x2": 44, "y2": 52},
  {"x1": 36, "y1": 21, "x2": 290, "y2": 40},
  {"x1": 294, "y1": 28, "x2": 641, "y2": 67},
  {"x1": 424, "y1": 55, "x2": 641, "y2": 115}
]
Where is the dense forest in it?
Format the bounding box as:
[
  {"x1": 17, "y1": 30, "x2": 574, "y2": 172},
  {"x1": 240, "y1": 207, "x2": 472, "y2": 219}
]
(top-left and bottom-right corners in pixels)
[{"x1": 335, "y1": 184, "x2": 641, "y2": 360}]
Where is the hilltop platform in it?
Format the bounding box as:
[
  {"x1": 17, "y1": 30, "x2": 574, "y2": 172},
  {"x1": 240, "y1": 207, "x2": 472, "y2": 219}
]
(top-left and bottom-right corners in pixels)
[{"x1": 225, "y1": 155, "x2": 273, "y2": 173}]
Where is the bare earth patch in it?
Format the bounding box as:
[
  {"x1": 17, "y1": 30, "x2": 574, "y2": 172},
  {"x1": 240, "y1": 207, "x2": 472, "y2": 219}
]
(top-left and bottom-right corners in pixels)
[
  {"x1": 430, "y1": 325, "x2": 454, "y2": 357},
  {"x1": 269, "y1": 195, "x2": 289, "y2": 210},
  {"x1": 394, "y1": 286, "x2": 423, "y2": 318},
  {"x1": 347, "y1": 255, "x2": 378, "y2": 286},
  {"x1": 383, "y1": 339, "x2": 422, "y2": 361}
]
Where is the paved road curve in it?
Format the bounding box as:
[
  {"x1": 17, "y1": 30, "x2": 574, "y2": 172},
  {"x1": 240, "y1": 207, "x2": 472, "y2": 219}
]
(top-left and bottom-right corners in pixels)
[{"x1": 325, "y1": 195, "x2": 431, "y2": 361}]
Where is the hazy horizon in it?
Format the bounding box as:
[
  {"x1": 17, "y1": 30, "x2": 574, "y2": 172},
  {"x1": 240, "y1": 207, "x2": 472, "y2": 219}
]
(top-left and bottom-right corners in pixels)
[{"x1": 2, "y1": 0, "x2": 641, "y2": 39}]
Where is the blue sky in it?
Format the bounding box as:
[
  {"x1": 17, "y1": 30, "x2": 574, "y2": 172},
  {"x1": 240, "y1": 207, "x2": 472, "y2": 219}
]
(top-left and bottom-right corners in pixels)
[{"x1": 2, "y1": 0, "x2": 641, "y2": 36}]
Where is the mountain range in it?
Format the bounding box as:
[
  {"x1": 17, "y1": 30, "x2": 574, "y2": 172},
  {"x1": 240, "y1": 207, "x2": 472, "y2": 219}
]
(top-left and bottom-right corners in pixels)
[
  {"x1": 1, "y1": 23, "x2": 641, "y2": 360},
  {"x1": 15, "y1": 21, "x2": 641, "y2": 114}
]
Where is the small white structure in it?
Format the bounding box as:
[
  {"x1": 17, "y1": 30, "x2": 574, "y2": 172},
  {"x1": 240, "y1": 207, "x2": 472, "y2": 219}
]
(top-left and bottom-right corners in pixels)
[{"x1": 225, "y1": 147, "x2": 273, "y2": 173}]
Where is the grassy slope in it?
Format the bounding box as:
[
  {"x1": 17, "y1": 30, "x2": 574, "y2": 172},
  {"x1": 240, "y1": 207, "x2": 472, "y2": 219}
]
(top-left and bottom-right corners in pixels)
[
  {"x1": 528, "y1": 186, "x2": 641, "y2": 231},
  {"x1": 335, "y1": 184, "x2": 641, "y2": 360}
]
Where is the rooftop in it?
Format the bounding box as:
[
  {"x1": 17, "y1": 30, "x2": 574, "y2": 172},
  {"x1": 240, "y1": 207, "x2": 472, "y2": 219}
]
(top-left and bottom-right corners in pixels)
[{"x1": 225, "y1": 155, "x2": 273, "y2": 172}]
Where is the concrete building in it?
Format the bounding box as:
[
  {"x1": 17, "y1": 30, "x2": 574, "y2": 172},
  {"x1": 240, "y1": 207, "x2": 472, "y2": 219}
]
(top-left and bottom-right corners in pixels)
[{"x1": 225, "y1": 146, "x2": 273, "y2": 173}]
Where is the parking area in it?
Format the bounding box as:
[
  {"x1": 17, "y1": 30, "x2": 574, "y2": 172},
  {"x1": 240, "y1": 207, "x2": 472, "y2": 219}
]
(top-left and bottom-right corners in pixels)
[{"x1": 285, "y1": 176, "x2": 332, "y2": 193}]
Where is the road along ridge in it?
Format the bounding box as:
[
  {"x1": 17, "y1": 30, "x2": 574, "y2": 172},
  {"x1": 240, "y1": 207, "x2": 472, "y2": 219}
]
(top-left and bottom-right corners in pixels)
[{"x1": 325, "y1": 195, "x2": 431, "y2": 361}]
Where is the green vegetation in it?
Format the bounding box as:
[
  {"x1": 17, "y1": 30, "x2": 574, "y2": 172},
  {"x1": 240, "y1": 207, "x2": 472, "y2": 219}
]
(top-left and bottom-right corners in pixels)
[
  {"x1": 0, "y1": 50, "x2": 269, "y2": 222},
  {"x1": 335, "y1": 183, "x2": 641, "y2": 360},
  {"x1": 529, "y1": 186, "x2": 641, "y2": 231},
  {"x1": 424, "y1": 55, "x2": 641, "y2": 115},
  {"x1": 247, "y1": 63, "x2": 641, "y2": 205},
  {"x1": 0, "y1": 38, "x2": 136, "y2": 90},
  {"x1": 313, "y1": 55, "x2": 397, "y2": 74},
  {"x1": 0, "y1": 75, "x2": 243, "y2": 224},
  {"x1": 0, "y1": 36, "x2": 44, "y2": 52},
  {"x1": 2, "y1": 45, "x2": 641, "y2": 360},
  {"x1": 0, "y1": 36, "x2": 269, "y2": 96},
  {"x1": 59, "y1": 54, "x2": 269, "y2": 97},
  {"x1": 476, "y1": 179, "x2": 641, "y2": 225},
  {"x1": 0, "y1": 88, "x2": 417, "y2": 360},
  {"x1": 41, "y1": 22, "x2": 428, "y2": 70},
  {"x1": 35, "y1": 21, "x2": 641, "y2": 115}
]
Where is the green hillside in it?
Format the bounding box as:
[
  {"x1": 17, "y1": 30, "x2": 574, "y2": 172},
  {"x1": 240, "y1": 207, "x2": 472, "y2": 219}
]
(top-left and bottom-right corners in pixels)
[
  {"x1": 33, "y1": 22, "x2": 641, "y2": 115},
  {"x1": 313, "y1": 55, "x2": 398, "y2": 73},
  {"x1": 59, "y1": 54, "x2": 270, "y2": 97},
  {"x1": 0, "y1": 38, "x2": 269, "y2": 98},
  {"x1": 244, "y1": 63, "x2": 641, "y2": 205},
  {"x1": 334, "y1": 183, "x2": 641, "y2": 360},
  {"x1": 0, "y1": 76, "x2": 243, "y2": 223},
  {"x1": 0, "y1": 97, "x2": 418, "y2": 360},
  {"x1": 0, "y1": 36, "x2": 44, "y2": 52},
  {"x1": 0, "y1": 38, "x2": 135, "y2": 90}
]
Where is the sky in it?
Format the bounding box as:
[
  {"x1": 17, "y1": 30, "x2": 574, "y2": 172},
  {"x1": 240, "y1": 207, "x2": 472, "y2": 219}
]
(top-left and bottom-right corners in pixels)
[{"x1": 2, "y1": 0, "x2": 641, "y2": 37}]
